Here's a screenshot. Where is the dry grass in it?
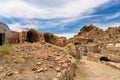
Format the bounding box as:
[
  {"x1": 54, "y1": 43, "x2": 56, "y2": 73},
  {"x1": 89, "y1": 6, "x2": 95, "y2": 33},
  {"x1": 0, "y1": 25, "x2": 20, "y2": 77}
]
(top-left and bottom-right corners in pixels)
[{"x1": 0, "y1": 44, "x2": 13, "y2": 56}]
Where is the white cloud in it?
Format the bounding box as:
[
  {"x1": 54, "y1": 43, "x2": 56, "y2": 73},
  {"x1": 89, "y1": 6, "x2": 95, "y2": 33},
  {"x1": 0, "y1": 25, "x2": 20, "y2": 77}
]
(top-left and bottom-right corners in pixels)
[
  {"x1": 8, "y1": 23, "x2": 23, "y2": 32},
  {"x1": 0, "y1": 0, "x2": 111, "y2": 32},
  {"x1": 55, "y1": 33, "x2": 76, "y2": 39},
  {"x1": 93, "y1": 22, "x2": 120, "y2": 30},
  {"x1": 105, "y1": 13, "x2": 120, "y2": 20},
  {"x1": 8, "y1": 23, "x2": 40, "y2": 32},
  {"x1": 7, "y1": 14, "x2": 99, "y2": 31},
  {"x1": 0, "y1": 0, "x2": 110, "y2": 19}
]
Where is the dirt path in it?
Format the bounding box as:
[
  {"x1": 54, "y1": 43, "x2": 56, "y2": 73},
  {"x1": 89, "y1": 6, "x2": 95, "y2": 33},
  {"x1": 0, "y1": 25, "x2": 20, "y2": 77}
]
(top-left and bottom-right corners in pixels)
[{"x1": 74, "y1": 57, "x2": 120, "y2": 80}]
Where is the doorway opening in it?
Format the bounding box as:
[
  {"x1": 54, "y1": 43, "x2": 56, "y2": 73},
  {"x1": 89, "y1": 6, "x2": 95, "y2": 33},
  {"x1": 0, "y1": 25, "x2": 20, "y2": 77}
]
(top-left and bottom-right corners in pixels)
[
  {"x1": 0, "y1": 34, "x2": 5, "y2": 45},
  {"x1": 26, "y1": 29, "x2": 39, "y2": 43}
]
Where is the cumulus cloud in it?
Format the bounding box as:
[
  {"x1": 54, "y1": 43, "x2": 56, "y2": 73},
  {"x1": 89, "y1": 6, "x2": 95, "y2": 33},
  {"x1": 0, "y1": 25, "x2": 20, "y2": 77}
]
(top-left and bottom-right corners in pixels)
[{"x1": 93, "y1": 22, "x2": 120, "y2": 30}]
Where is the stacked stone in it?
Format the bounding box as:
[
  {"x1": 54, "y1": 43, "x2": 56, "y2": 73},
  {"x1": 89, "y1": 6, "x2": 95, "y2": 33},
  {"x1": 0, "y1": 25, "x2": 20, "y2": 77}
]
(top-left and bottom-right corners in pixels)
[{"x1": 53, "y1": 57, "x2": 76, "y2": 80}]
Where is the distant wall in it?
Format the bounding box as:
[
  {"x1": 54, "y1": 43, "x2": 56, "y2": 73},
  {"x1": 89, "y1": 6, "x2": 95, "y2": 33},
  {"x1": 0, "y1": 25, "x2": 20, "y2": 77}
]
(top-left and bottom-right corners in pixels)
[{"x1": 8, "y1": 31, "x2": 20, "y2": 43}]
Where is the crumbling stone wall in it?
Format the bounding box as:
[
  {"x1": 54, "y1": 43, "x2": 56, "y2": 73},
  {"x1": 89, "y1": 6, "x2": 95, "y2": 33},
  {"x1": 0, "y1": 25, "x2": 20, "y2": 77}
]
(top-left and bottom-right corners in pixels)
[
  {"x1": 43, "y1": 32, "x2": 54, "y2": 43},
  {"x1": 8, "y1": 31, "x2": 19, "y2": 43},
  {"x1": 19, "y1": 29, "x2": 40, "y2": 43},
  {"x1": 7, "y1": 28, "x2": 66, "y2": 47},
  {"x1": 42, "y1": 32, "x2": 67, "y2": 47},
  {"x1": 52, "y1": 37, "x2": 66, "y2": 47},
  {"x1": 0, "y1": 22, "x2": 11, "y2": 45},
  {"x1": 53, "y1": 57, "x2": 76, "y2": 80},
  {"x1": 81, "y1": 44, "x2": 101, "y2": 54}
]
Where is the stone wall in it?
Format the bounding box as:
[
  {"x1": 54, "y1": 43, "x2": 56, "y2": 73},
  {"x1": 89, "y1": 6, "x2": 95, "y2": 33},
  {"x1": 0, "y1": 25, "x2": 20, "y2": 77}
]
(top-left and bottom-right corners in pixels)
[
  {"x1": 53, "y1": 57, "x2": 76, "y2": 80},
  {"x1": 19, "y1": 29, "x2": 40, "y2": 43},
  {"x1": 8, "y1": 31, "x2": 20, "y2": 43},
  {"x1": 19, "y1": 29, "x2": 67, "y2": 47}
]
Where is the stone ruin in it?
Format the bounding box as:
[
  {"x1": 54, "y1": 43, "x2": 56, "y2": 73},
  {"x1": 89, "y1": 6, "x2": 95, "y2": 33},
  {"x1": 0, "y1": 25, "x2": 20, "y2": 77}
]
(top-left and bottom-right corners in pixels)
[
  {"x1": 0, "y1": 22, "x2": 11, "y2": 45},
  {"x1": 0, "y1": 22, "x2": 67, "y2": 47},
  {"x1": 19, "y1": 29, "x2": 40, "y2": 43},
  {"x1": 19, "y1": 29, "x2": 67, "y2": 47}
]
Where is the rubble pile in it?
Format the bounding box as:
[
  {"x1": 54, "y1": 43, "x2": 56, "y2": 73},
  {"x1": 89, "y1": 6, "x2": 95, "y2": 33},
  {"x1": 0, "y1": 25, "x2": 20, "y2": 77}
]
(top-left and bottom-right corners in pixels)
[{"x1": 0, "y1": 42, "x2": 77, "y2": 80}]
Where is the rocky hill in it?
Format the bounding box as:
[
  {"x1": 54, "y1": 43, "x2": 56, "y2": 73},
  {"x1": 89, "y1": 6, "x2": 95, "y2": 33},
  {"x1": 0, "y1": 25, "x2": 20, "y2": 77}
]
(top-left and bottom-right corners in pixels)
[
  {"x1": 78, "y1": 24, "x2": 104, "y2": 39},
  {"x1": 68, "y1": 24, "x2": 120, "y2": 45},
  {"x1": 105, "y1": 27, "x2": 120, "y2": 43}
]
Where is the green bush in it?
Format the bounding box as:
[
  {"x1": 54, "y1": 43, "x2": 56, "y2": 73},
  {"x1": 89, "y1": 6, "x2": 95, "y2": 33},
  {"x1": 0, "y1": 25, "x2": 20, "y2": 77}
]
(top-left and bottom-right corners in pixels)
[
  {"x1": 0, "y1": 44, "x2": 13, "y2": 56},
  {"x1": 80, "y1": 25, "x2": 89, "y2": 32},
  {"x1": 87, "y1": 39, "x2": 94, "y2": 43},
  {"x1": 78, "y1": 25, "x2": 89, "y2": 35}
]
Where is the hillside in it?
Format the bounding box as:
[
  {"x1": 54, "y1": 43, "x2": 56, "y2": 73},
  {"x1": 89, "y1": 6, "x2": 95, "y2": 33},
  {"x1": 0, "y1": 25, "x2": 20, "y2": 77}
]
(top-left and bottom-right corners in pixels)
[{"x1": 68, "y1": 25, "x2": 120, "y2": 44}]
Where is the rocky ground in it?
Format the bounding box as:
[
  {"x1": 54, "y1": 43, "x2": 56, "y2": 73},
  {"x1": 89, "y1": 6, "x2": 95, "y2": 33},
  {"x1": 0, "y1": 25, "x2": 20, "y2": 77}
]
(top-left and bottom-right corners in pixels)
[
  {"x1": 0, "y1": 42, "x2": 120, "y2": 80},
  {"x1": 74, "y1": 56, "x2": 120, "y2": 80},
  {"x1": 0, "y1": 42, "x2": 75, "y2": 80}
]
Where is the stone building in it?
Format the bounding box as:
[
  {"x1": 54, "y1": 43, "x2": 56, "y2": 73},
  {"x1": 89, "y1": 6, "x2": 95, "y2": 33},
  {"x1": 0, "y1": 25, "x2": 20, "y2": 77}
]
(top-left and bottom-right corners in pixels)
[
  {"x1": 0, "y1": 22, "x2": 66, "y2": 47},
  {"x1": 0, "y1": 22, "x2": 11, "y2": 45},
  {"x1": 19, "y1": 29, "x2": 67, "y2": 47},
  {"x1": 19, "y1": 29, "x2": 40, "y2": 43}
]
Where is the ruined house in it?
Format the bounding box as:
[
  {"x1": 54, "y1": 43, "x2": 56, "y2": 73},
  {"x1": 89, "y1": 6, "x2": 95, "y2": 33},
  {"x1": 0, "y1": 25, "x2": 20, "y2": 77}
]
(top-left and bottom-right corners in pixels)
[
  {"x1": 0, "y1": 22, "x2": 66, "y2": 47},
  {"x1": 19, "y1": 29, "x2": 67, "y2": 47},
  {"x1": 43, "y1": 32, "x2": 66, "y2": 47},
  {"x1": 19, "y1": 29, "x2": 40, "y2": 43},
  {"x1": 8, "y1": 31, "x2": 20, "y2": 43},
  {"x1": 0, "y1": 22, "x2": 11, "y2": 45},
  {"x1": 81, "y1": 43, "x2": 101, "y2": 54}
]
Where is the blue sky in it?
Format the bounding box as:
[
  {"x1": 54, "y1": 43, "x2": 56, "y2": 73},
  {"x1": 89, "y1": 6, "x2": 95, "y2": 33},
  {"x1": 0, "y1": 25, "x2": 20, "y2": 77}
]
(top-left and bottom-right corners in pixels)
[{"x1": 0, "y1": 0, "x2": 120, "y2": 38}]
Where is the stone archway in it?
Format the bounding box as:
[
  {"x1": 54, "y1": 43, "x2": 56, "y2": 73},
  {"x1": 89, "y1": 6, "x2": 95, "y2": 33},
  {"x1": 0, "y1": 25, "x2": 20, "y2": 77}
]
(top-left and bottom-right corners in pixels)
[{"x1": 26, "y1": 29, "x2": 39, "y2": 43}]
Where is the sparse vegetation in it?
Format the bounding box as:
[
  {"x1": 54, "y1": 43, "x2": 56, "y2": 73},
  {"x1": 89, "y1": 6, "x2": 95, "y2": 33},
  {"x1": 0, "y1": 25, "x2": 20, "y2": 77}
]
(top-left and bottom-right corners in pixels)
[
  {"x1": 87, "y1": 38, "x2": 94, "y2": 43},
  {"x1": 80, "y1": 25, "x2": 89, "y2": 32},
  {"x1": 0, "y1": 44, "x2": 13, "y2": 56},
  {"x1": 4, "y1": 57, "x2": 10, "y2": 63},
  {"x1": 78, "y1": 25, "x2": 89, "y2": 35}
]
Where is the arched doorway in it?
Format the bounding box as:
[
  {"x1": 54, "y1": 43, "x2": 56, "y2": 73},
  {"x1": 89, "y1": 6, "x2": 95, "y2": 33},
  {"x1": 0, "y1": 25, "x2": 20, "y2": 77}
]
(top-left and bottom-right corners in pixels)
[
  {"x1": 26, "y1": 31, "x2": 33, "y2": 42},
  {"x1": 26, "y1": 29, "x2": 39, "y2": 43}
]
